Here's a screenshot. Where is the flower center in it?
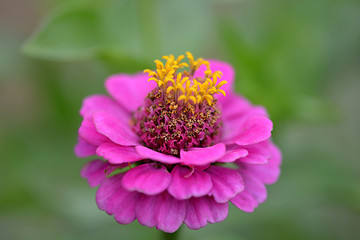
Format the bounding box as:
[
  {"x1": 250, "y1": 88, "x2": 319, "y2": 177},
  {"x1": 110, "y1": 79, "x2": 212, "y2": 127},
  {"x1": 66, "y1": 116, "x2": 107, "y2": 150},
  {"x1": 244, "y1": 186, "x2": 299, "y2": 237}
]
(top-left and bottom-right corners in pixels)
[{"x1": 132, "y1": 52, "x2": 227, "y2": 156}]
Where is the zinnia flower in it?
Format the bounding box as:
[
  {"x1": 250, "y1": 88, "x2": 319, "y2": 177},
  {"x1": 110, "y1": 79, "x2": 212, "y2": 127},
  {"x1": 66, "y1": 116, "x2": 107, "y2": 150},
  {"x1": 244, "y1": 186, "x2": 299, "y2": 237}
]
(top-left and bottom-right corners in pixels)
[{"x1": 75, "y1": 52, "x2": 281, "y2": 233}]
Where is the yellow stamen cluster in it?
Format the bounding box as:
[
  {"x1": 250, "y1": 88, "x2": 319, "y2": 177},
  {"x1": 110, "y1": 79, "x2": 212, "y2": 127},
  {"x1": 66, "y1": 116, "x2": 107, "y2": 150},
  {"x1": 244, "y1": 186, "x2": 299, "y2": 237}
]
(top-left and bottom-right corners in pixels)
[
  {"x1": 144, "y1": 55, "x2": 188, "y2": 88},
  {"x1": 186, "y1": 51, "x2": 210, "y2": 75},
  {"x1": 144, "y1": 52, "x2": 227, "y2": 106}
]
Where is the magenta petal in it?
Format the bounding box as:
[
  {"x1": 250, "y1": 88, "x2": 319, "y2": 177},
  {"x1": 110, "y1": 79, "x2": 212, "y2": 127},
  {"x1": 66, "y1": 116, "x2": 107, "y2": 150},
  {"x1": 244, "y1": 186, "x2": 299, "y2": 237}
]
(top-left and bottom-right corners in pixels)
[
  {"x1": 112, "y1": 191, "x2": 139, "y2": 224},
  {"x1": 184, "y1": 196, "x2": 229, "y2": 230},
  {"x1": 234, "y1": 115, "x2": 273, "y2": 146},
  {"x1": 80, "y1": 95, "x2": 129, "y2": 123},
  {"x1": 135, "y1": 192, "x2": 187, "y2": 232},
  {"x1": 222, "y1": 107, "x2": 269, "y2": 142},
  {"x1": 105, "y1": 73, "x2": 157, "y2": 112},
  {"x1": 231, "y1": 191, "x2": 258, "y2": 213},
  {"x1": 135, "y1": 194, "x2": 159, "y2": 228},
  {"x1": 267, "y1": 141, "x2": 282, "y2": 166},
  {"x1": 237, "y1": 143, "x2": 270, "y2": 164},
  {"x1": 74, "y1": 137, "x2": 96, "y2": 157},
  {"x1": 245, "y1": 165, "x2": 280, "y2": 185},
  {"x1": 217, "y1": 145, "x2": 248, "y2": 163},
  {"x1": 79, "y1": 117, "x2": 109, "y2": 146},
  {"x1": 81, "y1": 159, "x2": 112, "y2": 187},
  {"x1": 180, "y1": 143, "x2": 226, "y2": 166},
  {"x1": 206, "y1": 166, "x2": 244, "y2": 203},
  {"x1": 246, "y1": 165, "x2": 280, "y2": 185},
  {"x1": 243, "y1": 142, "x2": 282, "y2": 184},
  {"x1": 154, "y1": 193, "x2": 187, "y2": 233},
  {"x1": 239, "y1": 171, "x2": 267, "y2": 203},
  {"x1": 220, "y1": 93, "x2": 252, "y2": 120},
  {"x1": 122, "y1": 163, "x2": 172, "y2": 195},
  {"x1": 96, "y1": 174, "x2": 138, "y2": 224},
  {"x1": 96, "y1": 174, "x2": 122, "y2": 212},
  {"x1": 97, "y1": 143, "x2": 143, "y2": 164},
  {"x1": 168, "y1": 165, "x2": 213, "y2": 200},
  {"x1": 135, "y1": 146, "x2": 181, "y2": 164},
  {"x1": 93, "y1": 111, "x2": 139, "y2": 146}
]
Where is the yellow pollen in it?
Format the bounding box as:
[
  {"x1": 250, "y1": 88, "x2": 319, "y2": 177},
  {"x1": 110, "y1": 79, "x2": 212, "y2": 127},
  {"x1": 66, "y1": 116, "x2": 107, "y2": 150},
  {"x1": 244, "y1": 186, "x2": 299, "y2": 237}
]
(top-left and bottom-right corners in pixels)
[{"x1": 144, "y1": 52, "x2": 227, "y2": 106}]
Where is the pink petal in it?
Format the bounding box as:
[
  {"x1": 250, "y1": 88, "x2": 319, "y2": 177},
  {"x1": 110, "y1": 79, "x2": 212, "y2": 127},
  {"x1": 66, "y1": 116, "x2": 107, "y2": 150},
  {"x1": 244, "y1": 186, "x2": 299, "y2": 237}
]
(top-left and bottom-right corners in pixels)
[
  {"x1": 78, "y1": 116, "x2": 109, "y2": 146},
  {"x1": 80, "y1": 94, "x2": 129, "y2": 123},
  {"x1": 246, "y1": 165, "x2": 280, "y2": 185},
  {"x1": 135, "y1": 192, "x2": 187, "y2": 232},
  {"x1": 96, "y1": 142, "x2": 143, "y2": 164},
  {"x1": 239, "y1": 171, "x2": 267, "y2": 203},
  {"x1": 105, "y1": 73, "x2": 157, "y2": 112},
  {"x1": 93, "y1": 111, "x2": 139, "y2": 146},
  {"x1": 230, "y1": 191, "x2": 258, "y2": 213},
  {"x1": 184, "y1": 196, "x2": 229, "y2": 230},
  {"x1": 96, "y1": 174, "x2": 138, "y2": 224},
  {"x1": 81, "y1": 160, "x2": 112, "y2": 187},
  {"x1": 237, "y1": 143, "x2": 270, "y2": 164},
  {"x1": 180, "y1": 143, "x2": 226, "y2": 166},
  {"x1": 235, "y1": 115, "x2": 273, "y2": 145},
  {"x1": 206, "y1": 166, "x2": 244, "y2": 203},
  {"x1": 96, "y1": 174, "x2": 122, "y2": 212},
  {"x1": 135, "y1": 146, "x2": 181, "y2": 164},
  {"x1": 222, "y1": 106, "x2": 269, "y2": 143},
  {"x1": 267, "y1": 141, "x2": 282, "y2": 166},
  {"x1": 155, "y1": 193, "x2": 187, "y2": 233},
  {"x1": 122, "y1": 163, "x2": 172, "y2": 195},
  {"x1": 134, "y1": 193, "x2": 159, "y2": 228},
  {"x1": 220, "y1": 93, "x2": 252, "y2": 120},
  {"x1": 245, "y1": 164, "x2": 280, "y2": 185},
  {"x1": 217, "y1": 145, "x2": 248, "y2": 163},
  {"x1": 231, "y1": 165, "x2": 272, "y2": 211},
  {"x1": 112, "y1": 190, "x2": 139, "y2": 224},
  {"x1": 241, "y1": 142, "x2": 282, "y2": 184},
  {"x1": 74, "y1": 137, "x2": 96, "y2": 157},
  {"x1": 168, "y1": 165, "x2": 213, "y2": 200}
]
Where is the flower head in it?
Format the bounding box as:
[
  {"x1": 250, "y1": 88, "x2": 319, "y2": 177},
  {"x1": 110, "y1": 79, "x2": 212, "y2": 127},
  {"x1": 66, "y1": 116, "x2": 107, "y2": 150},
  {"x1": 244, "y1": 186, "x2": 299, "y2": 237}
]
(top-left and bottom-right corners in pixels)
[{"x1": 75, "y1": 52, "x2": 281, "y2": 233}]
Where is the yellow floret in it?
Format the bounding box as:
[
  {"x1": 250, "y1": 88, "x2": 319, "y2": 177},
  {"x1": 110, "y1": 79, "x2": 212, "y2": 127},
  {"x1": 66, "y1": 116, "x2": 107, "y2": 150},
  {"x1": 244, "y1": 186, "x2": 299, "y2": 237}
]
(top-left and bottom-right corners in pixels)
[{"x1": 145, "y1": 52, "x2": 227, "y2": 105}]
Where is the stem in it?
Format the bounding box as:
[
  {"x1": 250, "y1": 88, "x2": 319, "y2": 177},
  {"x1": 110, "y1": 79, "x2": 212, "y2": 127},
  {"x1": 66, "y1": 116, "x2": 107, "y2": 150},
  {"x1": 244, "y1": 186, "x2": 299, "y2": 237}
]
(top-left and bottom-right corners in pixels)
[{"x1": 161, "y1": 228, "x2": 180, "y2": 240}]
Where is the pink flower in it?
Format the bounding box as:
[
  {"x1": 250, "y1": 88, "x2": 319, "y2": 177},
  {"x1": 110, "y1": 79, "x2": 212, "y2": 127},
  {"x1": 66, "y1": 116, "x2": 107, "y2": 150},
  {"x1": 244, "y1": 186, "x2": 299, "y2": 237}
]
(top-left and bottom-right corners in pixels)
[{"x1": 75, "y1": 53, "x2": 281, "y2": 233}]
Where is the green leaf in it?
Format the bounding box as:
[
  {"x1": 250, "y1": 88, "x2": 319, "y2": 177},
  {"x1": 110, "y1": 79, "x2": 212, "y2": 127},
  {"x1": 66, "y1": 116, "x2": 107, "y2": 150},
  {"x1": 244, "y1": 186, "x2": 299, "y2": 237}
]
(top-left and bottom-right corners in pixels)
[
  {"x1": 23, "y1": 3, "x2": 104, "y2": 61},
  {"x1": 22, "y1": 0, "x2": 215, "y2": 64}
]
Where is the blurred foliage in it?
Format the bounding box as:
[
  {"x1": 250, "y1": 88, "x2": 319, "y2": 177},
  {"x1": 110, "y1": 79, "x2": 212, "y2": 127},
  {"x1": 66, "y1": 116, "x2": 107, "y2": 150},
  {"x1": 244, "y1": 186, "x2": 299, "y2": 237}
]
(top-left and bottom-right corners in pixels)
[
  {"x1": 1, "y1": 0, "x2": 360, "y2": 239},
  {"x1": 22, "y1": 0, "x2": 360, "y2": 123}
]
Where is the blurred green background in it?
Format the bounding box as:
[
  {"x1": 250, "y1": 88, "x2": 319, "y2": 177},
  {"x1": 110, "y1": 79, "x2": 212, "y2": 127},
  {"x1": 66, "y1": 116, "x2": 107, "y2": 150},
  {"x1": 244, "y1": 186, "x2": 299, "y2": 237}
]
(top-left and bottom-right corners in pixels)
[{"x1": 1, "y1": 0, "x2": 359, "y2": 239}]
